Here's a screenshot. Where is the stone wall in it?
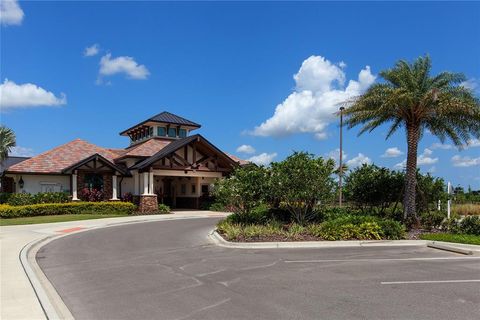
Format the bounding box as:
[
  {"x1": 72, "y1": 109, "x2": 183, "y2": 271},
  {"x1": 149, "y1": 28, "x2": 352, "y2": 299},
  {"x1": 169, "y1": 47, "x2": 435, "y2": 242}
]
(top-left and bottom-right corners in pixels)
[
  {"x1": 102, "y1": 174, "x2": 113, "y2": 200},
  {"x1": 134, "y1": 195, "x2": 158, "y2": 214}
]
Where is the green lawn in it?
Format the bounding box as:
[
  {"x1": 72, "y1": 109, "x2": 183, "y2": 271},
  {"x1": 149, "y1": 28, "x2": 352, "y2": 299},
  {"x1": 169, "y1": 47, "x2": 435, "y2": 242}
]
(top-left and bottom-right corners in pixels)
[
  {"x1": 0, "y1": 213, "x2": 129, "y2": 226},
  {"x1": 420, "y1": 233, "x2": 480, "y2": 246}
]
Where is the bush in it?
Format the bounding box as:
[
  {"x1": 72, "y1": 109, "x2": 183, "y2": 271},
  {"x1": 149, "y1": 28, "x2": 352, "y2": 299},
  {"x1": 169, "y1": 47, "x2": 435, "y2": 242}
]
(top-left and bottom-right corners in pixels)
[
  {"x1": 6, "y1": 193, "x2": 35, "y2": 206},
  {"x1": 459, "y1": 216, "x2": 480, "y2": 235},
  {"x1": 0, "y1": 192, "x2": 12, "y2": 204},
  {"x1": 157, "y1": 203, "x2": 171, "y2": 214},
  {"x1": 209, "y1": 202, "x2": 227, "y2": 212},
  {"x1": 121, "y1": 192, "x2": 133, "y2": 202},
  {"x1": 6, "y1": 192, "x2": 70, "y2": 206},
  {"x1": 420, "y1": 211, "x2": 446, "y2": 230},
  {"x1": 317, "y1": 206, "x2": 363, "y2": 222},
  {"x1": 226, "y1": 203, "x2": 270, "y2": 225},
  {"x1": 376, "y1": 219, "x2": 406, "y2": 240},
  {"x1": 79, "y1": 188, "x2": 105, "y2": 202},
  {"x1": 0, "y1": 202, "x2": 136, "y2": 218}
]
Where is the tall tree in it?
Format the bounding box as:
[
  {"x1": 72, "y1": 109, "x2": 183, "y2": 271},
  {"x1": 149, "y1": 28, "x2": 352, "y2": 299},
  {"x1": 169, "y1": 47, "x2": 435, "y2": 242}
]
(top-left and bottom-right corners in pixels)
[
  {"x1": 343, "y1": 56, "x2": 480, "y2": 223},
  {"x1": 0, "y1": 126, "x2": 16, "y2": 163}
]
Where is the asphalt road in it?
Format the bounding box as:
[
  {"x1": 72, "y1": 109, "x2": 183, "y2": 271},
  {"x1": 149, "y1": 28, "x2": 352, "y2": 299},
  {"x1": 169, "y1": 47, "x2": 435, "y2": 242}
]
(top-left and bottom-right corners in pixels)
[{"x1": 37, "y1": 218, "x2": 480, "y2": 320}]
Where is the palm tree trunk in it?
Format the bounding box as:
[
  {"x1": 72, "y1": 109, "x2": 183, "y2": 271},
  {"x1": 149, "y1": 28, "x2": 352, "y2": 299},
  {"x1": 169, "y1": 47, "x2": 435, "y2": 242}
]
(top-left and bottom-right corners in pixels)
[{"x1": 403, "y1": 125, "x2": 420, "y2": 222}]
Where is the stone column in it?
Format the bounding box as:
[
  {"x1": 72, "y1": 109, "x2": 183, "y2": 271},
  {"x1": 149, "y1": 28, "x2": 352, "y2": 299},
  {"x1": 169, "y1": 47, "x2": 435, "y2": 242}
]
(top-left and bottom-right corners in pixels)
[
  {"x1": 149, "y1": 171, "x2": 154, "y2": 195},
  {"x1": 133, "y1": 171, "x2": 139, "y2": 195},
  {"x1": 111, "y1": 175, "x2": 118, "y2": 200},
  {"x1": 72, "y1": 171, "x2": 79, "y2": 201},
  {"x1": 142, "y1": 172, "x2": 149, "y2": 195}
]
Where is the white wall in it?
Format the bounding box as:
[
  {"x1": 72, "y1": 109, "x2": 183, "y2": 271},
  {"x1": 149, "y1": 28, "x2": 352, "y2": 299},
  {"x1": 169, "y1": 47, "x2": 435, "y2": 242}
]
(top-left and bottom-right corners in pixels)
[
  {"x1": 120, "y1": 176, "x2": 135, "y2": 195},
  {"x1": 6, "y1": 174, "x2": 70, "y2": 194}
]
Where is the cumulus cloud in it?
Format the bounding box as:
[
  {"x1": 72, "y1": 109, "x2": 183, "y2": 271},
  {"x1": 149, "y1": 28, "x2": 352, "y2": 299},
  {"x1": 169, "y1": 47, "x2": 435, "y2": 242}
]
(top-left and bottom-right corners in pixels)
[
  {"x1": 236, "y1": 144, "x2": 256, "y2": 154},
  {"x1": 326, "y1": 148, "x2": 347, "y2": 164},
  {"x1": 98, "y1": 53, "x2": 150, "y2": 82},
  {"x1": 0, "y1": 79, "x2": 66, "y2": 110},
  {"x1": 394, "y1": 148, "x2": 438, "y2": 169},
  {"x1": 451, "y1": 155, "x2": 480, "y2": 167},
  {"x1": 84, "y1": 44, "x2": 100, "y2": 57},
  {"x1": 247, "y1": 152, "x2": 277, "y2": 166},
  {"x1": 466, "y1": 138, "x2": 480, "y2": 148},
  {"x1": 0, "y1": 0, "x2": 24, "y2": 26},
  {"x1": 346, "y1": 153, "x2": 372, "y2": 168},
  {"x1": 461, "y1": 78, "x2": 478, "y2": 92},
  {"x1": 381, "y1": 147, "x2": 403, "y2": 158},
  {"x1": 430, "y1": 142, "x2": 453, "y2": 150},
  {"x1": 9, "y1": 146, "x2": 34, "y2": 157},
  {"x1": 250, "y1": 56, "x2": 376, "y2": 139}
]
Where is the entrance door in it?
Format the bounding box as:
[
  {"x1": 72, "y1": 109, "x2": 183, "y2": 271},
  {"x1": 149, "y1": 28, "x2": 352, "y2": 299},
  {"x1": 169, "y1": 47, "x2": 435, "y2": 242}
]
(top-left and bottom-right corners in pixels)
[{"x1": 162, "y1": 178, "x2": 174, "y2": 207}]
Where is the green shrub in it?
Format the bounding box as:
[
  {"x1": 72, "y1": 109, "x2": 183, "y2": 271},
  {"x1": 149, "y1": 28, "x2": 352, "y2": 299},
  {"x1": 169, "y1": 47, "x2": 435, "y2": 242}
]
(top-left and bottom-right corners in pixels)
[
  {"x1": 441, "y1": 216, "x2": 461, "y2": 233},
  {"x1": 216, "y1": 220, "x2": 243, "y2": 240},
  {"x1": 6, "y1": 192, "x2": 70, "y2": 206},
  {"x1": 226, "y1": 203, "x2": 270, "y2": 225},
  {"x1": 209, "y1": 202, "x2": 227, "y2": 212},
  {"x1": 377, "y1": 219, "x2": 406, "y2": 240},
  {"x1": 6, "y1": 193, "x2": 35, "y2": 206},
  {"x1": 420, "y1": 211, "x2": 446, "y2": 230},
  {"x1": 318, "y1": 207, "x2": 363, "y2": 222},
  {"x1": 459, "y1": 216, "x2": 480, "y2": 235},
  {"x1": 157, "y1": 203, "x2": 171, "y2": 214},
  {"x1": 0, "y1": 202, "x2": 136, "y2": 218},
  {"x1": 0, "y1": 192, "x2": 12, "y2": 204}
]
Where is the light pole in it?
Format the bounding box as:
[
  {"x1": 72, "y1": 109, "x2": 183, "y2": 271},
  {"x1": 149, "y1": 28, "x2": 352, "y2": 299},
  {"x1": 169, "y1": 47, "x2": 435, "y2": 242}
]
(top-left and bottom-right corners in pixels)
[{"x1": 339, "y1": 106, "x2": 345, "y2": 207}]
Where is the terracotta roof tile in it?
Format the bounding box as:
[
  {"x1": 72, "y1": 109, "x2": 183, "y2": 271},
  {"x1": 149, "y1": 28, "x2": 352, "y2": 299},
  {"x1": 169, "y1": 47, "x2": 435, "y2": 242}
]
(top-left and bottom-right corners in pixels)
[
  {"x1": 226, "y1": 153, "x2": 250, "y2": 166},
  {"x1": 7, "y1": 139, "x2": 120, "y2": 174},
  {"x1": 120, "y1": 139, "x2": 171, "y2": 158}
]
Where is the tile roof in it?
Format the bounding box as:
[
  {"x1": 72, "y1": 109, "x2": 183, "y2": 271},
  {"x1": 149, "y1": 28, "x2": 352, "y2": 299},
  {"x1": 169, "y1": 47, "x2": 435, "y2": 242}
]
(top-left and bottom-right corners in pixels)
[
  {"x1": 120, "y1": 139, "x2": 171, "y2": 158},
  {"x1": 226, "y1": 153, "x2": 250, "y2": 166},
  {"x1": 6, "y1": 139, "x2": 120, "y2": 174}
]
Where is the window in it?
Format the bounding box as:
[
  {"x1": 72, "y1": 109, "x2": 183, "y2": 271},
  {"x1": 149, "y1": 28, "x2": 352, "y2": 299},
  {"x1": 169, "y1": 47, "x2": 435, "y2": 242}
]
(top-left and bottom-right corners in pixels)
[
  {"x1": 149, "y1": 127, "x2": 153, "y2": 136},
  {"x1": 168, "y1": 127, "x2": 177, "y2": 138},
  {"x1": 191, "y1": 184, "x2": 196, "y2": 194},
  {"x1": 201, "y1": 184, "x2": 209, "y2": 196},
  {"x1": 84, "y1": 173, "x2": 104, "y2": 191},
  {"x1": 158, "y1": 127, "x2": 166, "y2": 136},
  {"x1": 178, "y1": 128, "x2": 187, "y2": 138},
  {"x1": 180, "y1": 184, "x2": 186, "y2": 195}
]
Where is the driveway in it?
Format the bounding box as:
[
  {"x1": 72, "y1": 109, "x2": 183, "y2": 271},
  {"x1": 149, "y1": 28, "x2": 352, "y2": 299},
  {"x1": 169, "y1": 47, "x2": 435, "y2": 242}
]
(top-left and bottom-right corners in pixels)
[{"x1": 37, "y1": 218, "x2": 480, "y2": 320}]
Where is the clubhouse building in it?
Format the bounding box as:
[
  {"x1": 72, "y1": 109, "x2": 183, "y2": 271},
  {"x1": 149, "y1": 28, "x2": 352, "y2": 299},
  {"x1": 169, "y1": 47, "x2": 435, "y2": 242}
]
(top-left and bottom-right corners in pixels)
[{"x1": 2, "y1": 112, "x2": 247, "y2": 212}]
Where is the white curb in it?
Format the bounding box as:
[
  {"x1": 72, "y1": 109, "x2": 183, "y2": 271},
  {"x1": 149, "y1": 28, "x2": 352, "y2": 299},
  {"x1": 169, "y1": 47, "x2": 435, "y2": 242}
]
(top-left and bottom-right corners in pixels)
[{"x1": 208, "y1": 230, "x2": 428, "y2": 249}]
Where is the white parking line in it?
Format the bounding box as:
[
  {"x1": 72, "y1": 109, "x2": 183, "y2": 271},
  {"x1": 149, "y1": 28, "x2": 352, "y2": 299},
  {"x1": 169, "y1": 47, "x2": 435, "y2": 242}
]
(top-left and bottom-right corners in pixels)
[
  {"x1": 284, "y1": 256, "x2": 480, "y2": 263},
  {"x1": 381, "y1": 279, "x2": 480, "y2": 285}
]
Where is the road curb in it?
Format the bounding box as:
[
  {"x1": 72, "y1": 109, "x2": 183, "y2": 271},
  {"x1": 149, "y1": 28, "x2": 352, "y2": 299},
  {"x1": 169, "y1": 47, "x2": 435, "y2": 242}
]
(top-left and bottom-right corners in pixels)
[
  {"x1": 208, "y1": 230, "x2": 428, "y2": 249},
  {"x1": 427, "y1": 241, "x2": 477, "y2": 255},
  {"x1": 18, "y1": 214, "x2": 226, "y2": 320}
]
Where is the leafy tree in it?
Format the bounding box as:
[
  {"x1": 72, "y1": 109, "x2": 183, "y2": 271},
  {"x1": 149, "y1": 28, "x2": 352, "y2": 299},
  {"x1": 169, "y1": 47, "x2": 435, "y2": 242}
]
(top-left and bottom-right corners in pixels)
[
  {"x1": 0, "y1": 126, "x2": 16, "y2": 162},
  {"x1": 344, "y1": 55, "x2": 480, "y2": 223},
  {"x1": 416, "y1": 172, "x2": 446, "y2": 213},
  {"x1": 344, "y1": 164, "x2": 404, "y2": 215},
  {"x1": 270, "y1": 152, "x2": 335, "y2": 225},
  {"x1": 212, "y1": 165, "x2": 270, "y2": 216}
]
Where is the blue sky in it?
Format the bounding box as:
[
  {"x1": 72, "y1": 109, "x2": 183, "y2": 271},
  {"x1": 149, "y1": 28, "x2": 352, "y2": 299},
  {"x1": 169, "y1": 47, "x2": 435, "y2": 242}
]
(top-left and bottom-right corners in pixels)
[{"x1": 1, "y1": 1, "x2": 479, "y2": 188}]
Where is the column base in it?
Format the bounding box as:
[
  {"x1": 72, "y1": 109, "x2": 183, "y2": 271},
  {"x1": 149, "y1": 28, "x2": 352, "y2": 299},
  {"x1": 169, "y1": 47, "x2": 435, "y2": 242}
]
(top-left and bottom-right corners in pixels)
[{"x1": 133, "y1": 195, "x2": 158, "y2": 214}]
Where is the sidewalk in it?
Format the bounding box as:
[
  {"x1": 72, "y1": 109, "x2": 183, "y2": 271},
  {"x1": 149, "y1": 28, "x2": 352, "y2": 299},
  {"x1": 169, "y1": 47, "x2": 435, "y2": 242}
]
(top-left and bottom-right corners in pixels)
[{"x1": 0, "y1": 211, "x2": 227, "y2": 320}]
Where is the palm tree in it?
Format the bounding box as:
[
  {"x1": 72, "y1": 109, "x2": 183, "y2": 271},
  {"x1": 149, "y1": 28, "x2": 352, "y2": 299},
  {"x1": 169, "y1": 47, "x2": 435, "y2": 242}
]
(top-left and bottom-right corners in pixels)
[
  {"x1": 0, "y1": 126, "x2": 16, "y2": 162},
  {"x1": 343, "y1": 56, "x2": 480, "y2": 223}
]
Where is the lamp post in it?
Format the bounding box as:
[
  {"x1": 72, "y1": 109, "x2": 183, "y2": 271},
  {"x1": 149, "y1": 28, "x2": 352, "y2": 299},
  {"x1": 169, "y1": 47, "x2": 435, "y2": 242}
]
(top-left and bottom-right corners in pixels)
[{"x1": 339, "y1": 106, "x2": 345, "y2": 207}]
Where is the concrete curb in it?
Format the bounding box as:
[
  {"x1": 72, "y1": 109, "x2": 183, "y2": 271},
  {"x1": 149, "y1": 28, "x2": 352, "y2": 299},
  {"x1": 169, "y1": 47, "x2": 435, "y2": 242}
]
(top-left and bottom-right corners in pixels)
[
  {"x1": 208, "y1": 230, "x2": 428, "y2": 249},
  {"x1": 18, "y1": 214, "x2": 226, "y2": 320},
  {"x1": 427, "y1": 241, "x2": 480, "y2": 255}
]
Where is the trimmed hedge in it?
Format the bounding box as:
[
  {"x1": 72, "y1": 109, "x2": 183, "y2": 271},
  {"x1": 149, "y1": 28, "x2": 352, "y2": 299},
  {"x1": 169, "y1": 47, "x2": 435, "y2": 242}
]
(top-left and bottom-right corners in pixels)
[
  {"x1": 3, "y1": 192, "x2": 70, "y2": 206},
  {"x1": 0, "y1": 201, "x2": 136, "y2": 218}
]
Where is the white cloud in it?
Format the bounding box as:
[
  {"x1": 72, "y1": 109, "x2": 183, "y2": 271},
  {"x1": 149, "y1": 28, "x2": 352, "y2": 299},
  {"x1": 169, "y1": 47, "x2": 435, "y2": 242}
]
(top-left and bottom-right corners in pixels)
[
  {"x1": 250, "y1": 55, "x2": 376, "y2": 139},
  {"x1": 451, "y1": 155, "x2": 480, "y2": 167},
  {"x1": 346, "y1": 153, "x2": 371, "y2": 168},
  {"x1": 247, "y1": 152, "x2": 277, "y2": 166},
  {"x1": 394, "y1": 148, "x2": 438, "y2": 169},
  {"x1": 466, "y1": 138, "x2": 480, "y2": 148},
  {"x1": 430, "y1": 142, "x2": 453, "y2": 150},
  {"x1": 326, "y1": 148, "x2": 347, "y2": 164},
  {"x1": 236, "y1": 144, "x2": 256, "y2": 154},
  {"x1": 418, "y1": 148, "x2": 438, "y2": 165},
  {"x1": 0, "y1": 0, "x2": 24, "y2": 26},
  {"x1": 381, "y1": 147, "x2": 403, "y2": 158},
  {"x1": 84, "y1": 44, "x2": 100, "y2": 57},
  {"x1": 461, "y1": 78, "x2": 478, "y2": 91},
  {"x1": 0, "y1": 79, "x2": 66, "y2": 110},
  {"x1": 98, "y1": 53, "x2": 150, "y2": 82},
  {"x1": 9, "y1": 146, "x2": 34, "y2": 157}
]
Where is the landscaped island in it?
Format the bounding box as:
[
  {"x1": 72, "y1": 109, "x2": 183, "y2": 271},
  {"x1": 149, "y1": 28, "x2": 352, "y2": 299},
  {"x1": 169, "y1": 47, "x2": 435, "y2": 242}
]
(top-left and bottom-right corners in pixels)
[{"x1": 210, "y1": 152, "x2": 480, "y2": 244}]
